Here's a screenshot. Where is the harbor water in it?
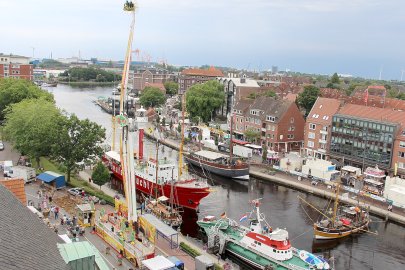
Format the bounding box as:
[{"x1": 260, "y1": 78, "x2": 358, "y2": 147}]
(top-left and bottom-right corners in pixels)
[{"x1": 51, "y1": 84, "x2": 405, "y2": 270}]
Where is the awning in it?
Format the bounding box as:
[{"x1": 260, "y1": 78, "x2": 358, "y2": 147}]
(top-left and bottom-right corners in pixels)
[
  {"x1": 142, "y1": 256, "x2": 175, "y2": 270},
  {"x1": 232, "y1": 139, "x2": 249, "y2": 145}
]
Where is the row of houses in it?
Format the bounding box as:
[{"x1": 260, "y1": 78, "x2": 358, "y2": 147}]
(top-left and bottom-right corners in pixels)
[{"x1": 0, "y1": 53, "x2": 33, "y2": 80}]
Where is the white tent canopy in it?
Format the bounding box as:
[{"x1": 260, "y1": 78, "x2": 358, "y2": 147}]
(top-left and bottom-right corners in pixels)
[{"x1": 142, "y1": 255, "x2": 175, "y2": 270}]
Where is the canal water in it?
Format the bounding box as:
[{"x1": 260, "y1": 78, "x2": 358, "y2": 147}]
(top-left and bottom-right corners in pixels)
[{"x1": 51, "y1": 84, "x2": 405, "y2": 270}]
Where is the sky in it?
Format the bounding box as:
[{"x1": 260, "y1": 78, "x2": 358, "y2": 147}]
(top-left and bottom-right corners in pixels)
[{"x1": 1, "y1": 0, "x2": 404, "y2": 80}]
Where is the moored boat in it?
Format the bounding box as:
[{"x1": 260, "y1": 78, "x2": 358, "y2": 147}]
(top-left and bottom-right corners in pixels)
[
  {"x1": 102, "y1": 151, "x2": 210, "y2": 210},
  {"x1": 300, "y1": 182, "x2": 371, "y2": 240},
  {"x1": 197, "y1": 200, "x2": 332, "y2": 270},
  {"x1": 185, "y1": 113, "x2": 249, "y2": 180},
  {"x1": 185, "y1": 150, "x2": 249, "y2": 180}
]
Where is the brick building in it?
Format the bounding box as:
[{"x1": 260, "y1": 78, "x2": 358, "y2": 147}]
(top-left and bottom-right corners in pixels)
[
  {"x1": 218, "y1": 77, "x2": 260, "y2": 116},
  {"x1": 232, "y1": 96, "x2": 305, "y2": 152},
  {"x1": 0, "y1": 53, "x2": 33, "y2": 81},
  {"x1": 304, "y1": 97, "x2": 341, "y2": 159},
  {"x1": 329, "y1": 104, "x2": 405, "y2": 177},
  {"x1": 132, "y1": 68, "x2": 171, "y2": 94},
  {"x1": 178, "y1": 67, "x2": 223, "y2": 95}
]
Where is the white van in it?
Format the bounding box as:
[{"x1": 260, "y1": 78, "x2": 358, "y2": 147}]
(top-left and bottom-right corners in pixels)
[{"x1": 3, "y1": 160, "x2": 13, "y2": 177}]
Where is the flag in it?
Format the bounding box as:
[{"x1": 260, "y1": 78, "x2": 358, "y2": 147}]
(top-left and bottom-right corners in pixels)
[
  {"x1": 220, "y1": 212, "x2": 227, "y2": 219},
  {"x1": 239, "y1": 214, "x2": 248, "y2": 222}
]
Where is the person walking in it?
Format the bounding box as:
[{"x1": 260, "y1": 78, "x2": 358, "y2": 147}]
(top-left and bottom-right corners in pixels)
[{"x1": 54, "y1": 206, "x2": 59, "y2": 220}]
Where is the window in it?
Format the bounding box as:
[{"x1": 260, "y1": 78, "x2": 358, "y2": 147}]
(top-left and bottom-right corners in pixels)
[
  {"x1": 288, "y1": 126, "x2": 295, "y2": 131},
  {"x1": 308, "y1": 132, "x2": 315, "y2": 139},
  {"x1": 290, "y1": 117, "x2": 294, "y2": 123},
  {"x1": 399, "y1": 151, "x2": 405, "y2": 158},
  {"x1": 400, "y1": 141, "x2": 405, "y2": 148},
  {"x1": 288, "y1": 134, "x2": 294, "y2": 139},
  {"x1": 309, "y1": 123, "x2": 316, "y2": 130},
  {"x1": 251, "y1": 110, "x2": 258, "y2": 115},
  {"x1": 267, "y1": 115, "x2": 276, "y2": 122},
  {"x1": 307, "y1": 141, "x2": 314, "y2": 148},
  {"x1": 322, "y1": 116, "x2": 329, "y2": 120},
  {"x1": 312, "y1": 114, "x2": 319, "y2": 118},
  {"x1": 399, "y1": 162, "x2": 405, "y2": 169}
]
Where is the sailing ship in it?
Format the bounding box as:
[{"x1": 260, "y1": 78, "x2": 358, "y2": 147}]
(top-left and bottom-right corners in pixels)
[
  {"x1": 197, "y1": 199, "x2": 331, "y2": 270},
  {"x1": 300, "y1": 183, "x2": 370, "y2": 240},
  {"x1": 185, "y1": 114, "x2": 250, "y2": 180}
]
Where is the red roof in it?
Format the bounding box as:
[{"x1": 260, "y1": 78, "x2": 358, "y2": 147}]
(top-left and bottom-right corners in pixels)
[
  {"x1": 181, "y1": 66, "x2": 224, "y2": 77},
  {"x1": 367, "y1": 85, "x2": 386, "y2": 90},
  {"x1": 144, "y1": 82, "x2": 166, "y2": 92},
  {"x1": 0, "y1": 178, "x2": 26, "y2": 204},
  {"x1": 338, "y1": 104, "x2": 405, "y2": 131}
]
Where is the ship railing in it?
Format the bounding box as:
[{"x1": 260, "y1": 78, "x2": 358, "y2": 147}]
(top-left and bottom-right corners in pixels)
[{"x1": 228, "y1": 238, "x2": 302, "y2": 270}]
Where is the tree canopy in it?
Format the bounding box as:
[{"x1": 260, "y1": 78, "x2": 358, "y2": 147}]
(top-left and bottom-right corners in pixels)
[
  {"x1": 52, "y1": 114, "x2": 105, "y2": 182},
  {"x1": 91, "y1": 162, "x2": 110, "y2": 188},
  {"x1": 244, "y1": 128, "x2": 261, "y2": 143},
  {"x1": 186, "y1": 80, "x2": 225, "y2": 122},
  {"x1": 140, "y1": 87, "x2": 166, "y2": 108},
  {"x1": 331, "y1": 73, "x2": 340, "y2": 84},
  {"x1": 164, "y1": 81, "x2": 179, "y2": 96},
  {"x1": 0, "y1": 78, "x2": 54, "y2": 120},
  {"x1": 59, "y1": 67, "x2": 120, "y2": 82},
  {"x1": 3, "y1": 99, "x2": 62, "y2": 165},
  {"x1": 297, "y1": 85, "x2": 320, "y2": 116}
]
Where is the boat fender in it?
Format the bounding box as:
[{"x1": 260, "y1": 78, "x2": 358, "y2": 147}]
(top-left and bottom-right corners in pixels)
[{"x1": 283, "y1": 240, "x2": 288, "y2": 245}]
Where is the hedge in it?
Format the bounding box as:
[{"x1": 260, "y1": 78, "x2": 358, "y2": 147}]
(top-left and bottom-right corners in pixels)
[{"x1": 179, "y1": 242, "x2": 223, "y2": 270}]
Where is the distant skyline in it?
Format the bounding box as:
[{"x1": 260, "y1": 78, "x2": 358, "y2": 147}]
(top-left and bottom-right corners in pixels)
[{"x1": 1, "y1": 0, "x2": 404, "y2": 80}]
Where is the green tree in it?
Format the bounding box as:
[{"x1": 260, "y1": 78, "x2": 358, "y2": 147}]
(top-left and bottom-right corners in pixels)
[
  {"x1": 331, "y1": 73, "x2": 340, "y2": 84},
  {"x1": 52, "y1": 114, "x2": 105, "y2": 183},
  {"x1": 164, "y1": 81, "x2": 179, "y2": 96},
  {"x1": 3, "y1": 99, "x2": 62, "y2": 166},
  {"x1": 265, "y1": 90, "x2": 277, "y2": 98},
  {"x1": 262, "y1": 145, "x2": 268, "y2": 163},
  {"x1": 140, "y1": 87, "x2": 166, "y2": 108},
  {"x1": 162, "y1": 117, "x2": 166, "y2": 127},
  {"x1": 186, "y1": 80, "x2": 224, "y2": 122},
  {"x1": 0, "y1": 78, "x2": 53, "y2": 120},
  {"x1": 297, "y1": 85, "x2": 320, "y2": 116},
  {"x1": 91, "y1": 162, "x2": 110, "y2": 188},
  {"x1": 244, "y1": 128, "x2": 261, "y2": 143}
]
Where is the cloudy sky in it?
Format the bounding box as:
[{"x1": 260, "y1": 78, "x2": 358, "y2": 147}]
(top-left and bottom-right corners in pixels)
[{"x1": 1, "y1": 0, "x2": 404, "y2": 79}]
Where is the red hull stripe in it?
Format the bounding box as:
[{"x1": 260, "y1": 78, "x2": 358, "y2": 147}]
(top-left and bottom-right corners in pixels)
[{"x1": 246, "y1": 232, "x2": 291, "y2": 250}]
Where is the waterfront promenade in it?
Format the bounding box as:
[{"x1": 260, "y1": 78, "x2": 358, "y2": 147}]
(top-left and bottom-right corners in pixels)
[{"x1": 144, "y1": 129, "x2": 405, "y2": 226}]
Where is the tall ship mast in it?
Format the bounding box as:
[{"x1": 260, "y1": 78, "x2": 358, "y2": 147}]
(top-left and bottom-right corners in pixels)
[{"x1": 299, "y1": 181, "x2": 371, "y2": 240}]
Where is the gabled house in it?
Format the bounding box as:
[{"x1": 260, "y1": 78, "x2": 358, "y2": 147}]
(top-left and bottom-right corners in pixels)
[
  {"x1": 304, "y1": 97, "x2": 341, "y2": 159},
  {"x1": 232, "y1": 96, "x2": 305, "y2": 152}
]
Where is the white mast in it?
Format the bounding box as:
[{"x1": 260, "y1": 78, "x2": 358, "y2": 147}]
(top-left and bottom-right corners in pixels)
[{"x1": 119, "y1": 1, "x2": 137, "y2": 222}]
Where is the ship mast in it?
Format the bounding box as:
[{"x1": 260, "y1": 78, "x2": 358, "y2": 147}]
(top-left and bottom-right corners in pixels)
[
  {"x1": 154, "y1": 140, "x2": 159, "y2": 200},
  {"x1": 178, "y1": 94, "x2": 186, "y2": 178},
  {"x1": 229, "y1": 113, "x2": 234, "y2": 162},
  {"x1": 119, "y1": 1, "x2": 137, "y2": 222},
  {"x1": 331, "y1": 182, "x2": 341, "y2": 227}
]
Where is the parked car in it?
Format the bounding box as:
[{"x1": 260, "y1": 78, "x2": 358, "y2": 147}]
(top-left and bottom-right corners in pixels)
[
  {"x1": 67, "y1": 187, "x2": 84, "y2": 196},
  {"x1": 0, "y1": 141, "x2": 4, "y2": 151}
]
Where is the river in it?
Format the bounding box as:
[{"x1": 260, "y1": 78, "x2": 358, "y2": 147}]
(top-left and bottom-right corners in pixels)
[{"x1": 50, "y1": 84, "x2": 405, "y2": 270}]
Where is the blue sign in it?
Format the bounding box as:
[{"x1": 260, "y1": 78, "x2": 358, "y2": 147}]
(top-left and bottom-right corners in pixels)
[{"x1": 327, "y1": 165, "x2": 336, "y2": 171}]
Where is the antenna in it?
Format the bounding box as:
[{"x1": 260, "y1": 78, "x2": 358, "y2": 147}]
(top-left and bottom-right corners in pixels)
[{"x1": 379, "y1": 65, "x2": 383, "y2": 80}]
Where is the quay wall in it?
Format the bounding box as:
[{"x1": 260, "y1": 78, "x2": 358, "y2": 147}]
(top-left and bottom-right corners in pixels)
[{"x1": 144, "y1": 131, "x2": 405, "y2": 225}]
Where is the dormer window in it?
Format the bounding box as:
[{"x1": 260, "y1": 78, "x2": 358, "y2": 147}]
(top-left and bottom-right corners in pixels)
[
  {"x1": 266, "y1": 115, "x2": 275, "y2": 122},
  {"x1": 251, "y1": 110, "x2": 258, "y2": 115}
]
